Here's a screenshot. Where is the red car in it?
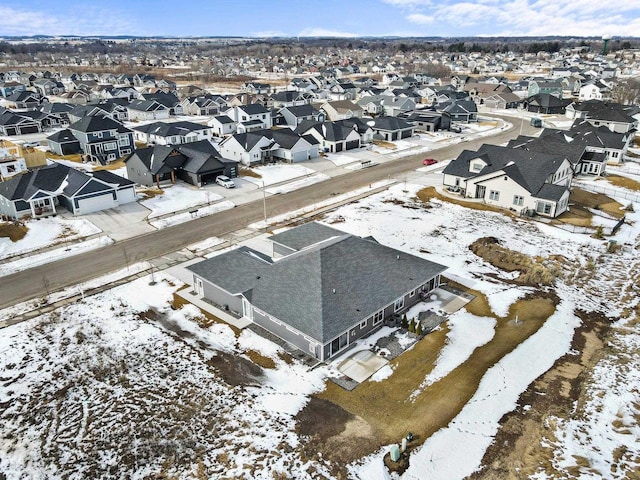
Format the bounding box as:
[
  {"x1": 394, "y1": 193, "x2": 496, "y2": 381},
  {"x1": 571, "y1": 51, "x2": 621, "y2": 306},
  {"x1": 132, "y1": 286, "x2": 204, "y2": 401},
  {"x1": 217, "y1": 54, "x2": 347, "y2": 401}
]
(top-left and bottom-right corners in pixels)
[{"x1": 422, "y1": 158, "x2": 438, "y2": 166}]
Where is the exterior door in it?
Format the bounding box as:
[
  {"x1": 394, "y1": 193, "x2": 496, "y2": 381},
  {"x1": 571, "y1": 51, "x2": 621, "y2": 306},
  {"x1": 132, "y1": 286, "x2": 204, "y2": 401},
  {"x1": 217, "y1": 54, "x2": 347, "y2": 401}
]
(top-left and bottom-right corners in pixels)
[
  {"x1": 475, "y1": 185, "x2": 486, "y2": 199},
  {"x1": 330, "y1": 333, "x2": 348, "y2": 356},
  {"x1": 194, "y1": 278, "x2": 204, "y2": 296},
  {"x1": 242, "y1": 298, "x2": 253, "y2": 321}
]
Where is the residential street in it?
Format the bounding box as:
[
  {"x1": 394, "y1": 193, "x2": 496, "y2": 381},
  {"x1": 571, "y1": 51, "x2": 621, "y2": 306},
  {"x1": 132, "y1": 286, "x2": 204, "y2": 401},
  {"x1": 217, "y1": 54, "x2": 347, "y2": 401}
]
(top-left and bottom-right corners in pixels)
[{"x1": 0, "y1": 115, "x2": 539, "y2": 309}]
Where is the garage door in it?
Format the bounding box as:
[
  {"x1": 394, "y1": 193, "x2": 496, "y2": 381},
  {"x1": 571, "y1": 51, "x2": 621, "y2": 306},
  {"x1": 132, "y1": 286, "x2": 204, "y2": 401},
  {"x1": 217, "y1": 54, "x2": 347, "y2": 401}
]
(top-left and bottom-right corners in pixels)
[
  {"x1": 345, "y1": 140, "x2": 359, "y2": 150},
  {"x1": 76, "y1": 194, "x2": 117, "y2": 215},
  {"x1": 116, "y1": 187, "x2": 136, "y2": 205},
  {"x1": 19, "y1": 125, "x2": 39, "y2": 134},
  {"x1": 291, "y1": 149, "x2": 308, "y2": 162},
  {"x1": 335, "y1": 143, "x2": 343, "y2": 152}
]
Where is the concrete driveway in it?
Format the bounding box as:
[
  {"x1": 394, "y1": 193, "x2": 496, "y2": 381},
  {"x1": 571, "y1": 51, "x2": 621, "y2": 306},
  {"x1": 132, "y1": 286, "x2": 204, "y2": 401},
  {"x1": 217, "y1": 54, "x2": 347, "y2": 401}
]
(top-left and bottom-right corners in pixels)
[{"x1": 83, "y1": 202, "x2": 154, "y2": 240}]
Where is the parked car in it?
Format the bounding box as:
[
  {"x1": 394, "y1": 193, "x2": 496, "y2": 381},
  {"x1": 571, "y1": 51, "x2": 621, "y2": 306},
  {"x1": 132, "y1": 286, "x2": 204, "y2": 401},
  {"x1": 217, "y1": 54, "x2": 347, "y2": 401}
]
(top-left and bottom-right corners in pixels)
[
  {"x1": 422, "y1": 158, "x2": 438, "y2": 166},
  {"x1": 216, "y1": 175, "x2": 235, "y2": 188}
]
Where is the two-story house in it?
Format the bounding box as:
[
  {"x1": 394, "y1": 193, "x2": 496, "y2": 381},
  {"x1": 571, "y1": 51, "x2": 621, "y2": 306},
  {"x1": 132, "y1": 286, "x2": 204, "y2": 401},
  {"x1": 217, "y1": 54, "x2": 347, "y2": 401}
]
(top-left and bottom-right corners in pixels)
[
  {"x1": 443, "y1": 144, "x2": 573, "y2": 218},
  {"x1": 67, "y1": 116, "x2": 134, "y2": 164},
  {"x1": 225, "y1": 104, "x2": 273, "y2": 132}
]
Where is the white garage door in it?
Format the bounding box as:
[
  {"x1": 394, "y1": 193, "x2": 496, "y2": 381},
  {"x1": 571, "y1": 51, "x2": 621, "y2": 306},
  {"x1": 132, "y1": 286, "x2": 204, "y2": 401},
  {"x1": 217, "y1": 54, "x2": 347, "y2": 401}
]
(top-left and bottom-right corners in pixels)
[
  {"x1": 116, "y1": 186, "x2": 136, "y2": 205},
  {"x1": 76, "y1": 194, "x2": 117, "y2": 215}
]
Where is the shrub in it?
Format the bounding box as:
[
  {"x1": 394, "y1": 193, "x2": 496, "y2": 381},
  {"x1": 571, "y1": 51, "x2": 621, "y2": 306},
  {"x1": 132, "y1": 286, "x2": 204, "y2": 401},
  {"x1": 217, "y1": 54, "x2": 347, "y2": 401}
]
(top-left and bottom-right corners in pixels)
[{"x1": 408, "y1": 319, "x2": 415, "y2": 333}]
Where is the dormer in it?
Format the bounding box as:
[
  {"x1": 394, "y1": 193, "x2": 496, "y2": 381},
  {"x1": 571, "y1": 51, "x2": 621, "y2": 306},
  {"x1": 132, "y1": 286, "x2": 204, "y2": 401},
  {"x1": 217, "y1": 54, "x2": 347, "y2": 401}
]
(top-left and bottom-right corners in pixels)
[{"x1": 469, "y1": 157, "x2": 487, "y2": 173}]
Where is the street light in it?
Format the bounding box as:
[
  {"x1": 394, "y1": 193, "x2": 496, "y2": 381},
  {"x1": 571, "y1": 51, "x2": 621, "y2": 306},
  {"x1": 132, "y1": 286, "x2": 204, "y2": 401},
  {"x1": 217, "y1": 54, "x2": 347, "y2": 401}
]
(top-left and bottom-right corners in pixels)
[{"x1": 261, "y1": 180, "x2": 267, "y2": 231}]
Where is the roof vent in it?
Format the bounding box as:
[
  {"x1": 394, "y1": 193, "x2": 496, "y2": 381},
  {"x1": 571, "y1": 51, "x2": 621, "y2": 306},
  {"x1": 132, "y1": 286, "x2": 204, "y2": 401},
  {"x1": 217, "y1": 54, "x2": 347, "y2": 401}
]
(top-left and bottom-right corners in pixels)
[
  {"x1": 397, "y1": 254, "x2": 400, "y2": 260},
  {"x1": 332, "y1": 288, "x2": 336, "y2": 294}
]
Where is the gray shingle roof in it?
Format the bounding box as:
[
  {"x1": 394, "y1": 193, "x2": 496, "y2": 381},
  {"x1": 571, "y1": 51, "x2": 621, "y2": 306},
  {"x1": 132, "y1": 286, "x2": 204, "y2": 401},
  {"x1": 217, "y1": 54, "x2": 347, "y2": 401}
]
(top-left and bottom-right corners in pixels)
[{"x1": 188, "y1": 222, "x2": 447, "y2": 343}]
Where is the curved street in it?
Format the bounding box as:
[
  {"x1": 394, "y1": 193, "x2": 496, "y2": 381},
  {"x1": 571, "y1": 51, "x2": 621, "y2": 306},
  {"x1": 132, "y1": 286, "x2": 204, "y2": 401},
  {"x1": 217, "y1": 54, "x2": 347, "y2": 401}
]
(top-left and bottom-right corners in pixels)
[{"x1": 0, "y1": 114, "x2": 539, "y2": 309}]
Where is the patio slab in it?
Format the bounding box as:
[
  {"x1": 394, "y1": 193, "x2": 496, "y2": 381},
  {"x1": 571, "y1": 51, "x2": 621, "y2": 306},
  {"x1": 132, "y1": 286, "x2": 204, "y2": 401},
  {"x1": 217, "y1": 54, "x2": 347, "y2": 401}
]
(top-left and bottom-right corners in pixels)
[{"x1": 337, "y1": 349, "x2": 389, "y2": 383}]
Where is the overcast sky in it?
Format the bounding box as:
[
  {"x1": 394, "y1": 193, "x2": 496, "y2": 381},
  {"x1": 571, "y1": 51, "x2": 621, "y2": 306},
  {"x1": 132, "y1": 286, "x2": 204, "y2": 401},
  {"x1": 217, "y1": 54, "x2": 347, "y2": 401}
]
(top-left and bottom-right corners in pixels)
[{"x1": 1, "y1": 1, "x2": 638, "y2": 38}]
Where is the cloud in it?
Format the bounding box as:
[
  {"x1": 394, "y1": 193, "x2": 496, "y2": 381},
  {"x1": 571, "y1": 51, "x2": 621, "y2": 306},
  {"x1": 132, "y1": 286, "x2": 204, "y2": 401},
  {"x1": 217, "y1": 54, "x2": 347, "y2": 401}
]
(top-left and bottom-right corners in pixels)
[
  {"x1": 298, "y1": 28, "x2": 359, "y2": 37},
  {"x1": 0, "y1": 6, "x2": 141, "y2": 36},
  {"x1": 383, "y1": 0, "x2": 640, "y2": 37},
  {"x1": 407, "y1": 13, "x2": 435, "y2": 24}
]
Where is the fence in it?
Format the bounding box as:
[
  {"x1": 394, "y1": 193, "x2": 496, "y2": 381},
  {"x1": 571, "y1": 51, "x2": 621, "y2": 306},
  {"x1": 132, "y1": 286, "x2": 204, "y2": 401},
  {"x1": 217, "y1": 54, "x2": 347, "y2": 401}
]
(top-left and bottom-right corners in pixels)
[
  {"x1": 573, "y1": 181, "x2": 640, "y2": 203},
  {"x1": 550, "y1": 216, "x2": 625, "y2": 237}
]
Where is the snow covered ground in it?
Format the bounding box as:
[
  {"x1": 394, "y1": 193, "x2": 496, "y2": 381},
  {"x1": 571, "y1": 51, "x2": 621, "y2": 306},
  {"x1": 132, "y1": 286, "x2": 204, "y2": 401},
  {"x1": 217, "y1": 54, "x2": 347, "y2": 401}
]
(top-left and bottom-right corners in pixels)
[
  {"x1": 241, "y1": 164, "x2": 317, "y2": 187},
  {"x1": 141, "y1": 184, "x2": 225, "y2": 218},
  {"x1": 0, "y1": 217, "x2": 102, "y2": 261},
  {"x1": 1, "y1": 179, "x2": 639, "y2": 479}
]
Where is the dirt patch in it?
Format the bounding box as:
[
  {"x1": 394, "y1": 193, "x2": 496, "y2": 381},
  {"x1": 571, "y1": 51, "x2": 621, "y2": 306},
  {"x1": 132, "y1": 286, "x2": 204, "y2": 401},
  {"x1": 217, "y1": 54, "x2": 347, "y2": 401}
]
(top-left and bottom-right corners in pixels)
[
  {"x1": 417, "y1": 187, "x2": 513, "y2": 215},
  {"x1": 570, "y1": 187, "x2": 625, "y2": 219},
  {"x1": 94, "y1": 159, "x2": 126, "y2": 172},
  {"x1": 207, "y1": 352, "x2": 264, "y2": 387},
  {"x1": 172, "y1": 291, "x2": 241, "y2": 334},
  {"x1": 470, "y1": 236, "x2": 561, "y2": 286},
  {"x1": 470, "y1": 309, "x2": 612, "y2": 479},
  {"x1": 296, "y1": 397, "x2": 354, "y2": 441},
  {"x1": 243, "y1": 350, "x2": 276, "y2": 369},
  {"x1": 0, "y1": 222, "x2": 28, "y2": 242},
  {"x1": 313, "y1": 289, "x2": 558, "y2": 473},
  {"x1": 372, "y1": 139, "x2": 397, "y2": 149},
  {"x1": 238, "y1": 167, "x2": 262, "y2": 179},
  {"x1": 137, "y1": 187, "x2": 164, "y2": 199},
  {"x1": 606, "y1": 174, "x2": 640, "y2": 192}
]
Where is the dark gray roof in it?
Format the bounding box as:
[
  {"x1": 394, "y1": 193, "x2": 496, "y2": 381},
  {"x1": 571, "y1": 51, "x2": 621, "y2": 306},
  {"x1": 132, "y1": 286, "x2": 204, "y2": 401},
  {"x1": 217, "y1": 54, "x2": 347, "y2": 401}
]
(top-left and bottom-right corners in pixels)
[
  {"x1": 370, "y1": 116, "x2": 414, "y2": 131},
  {"x1": 69, "y1": 115, "x2": 132, "y2": 134},
  {"x1": 91, "y1": 169, "x2": 135, "y2": 187},
  {"x1": 270, "y1": 222, "x2": 345, "y2": 250},
  {"x1": 188, "y1": 222, "x2": 447, "y2": 343},
  {"x1": 444, "y1": 145, "x2": 569, "y2": 197},
  {"x1": 46, "y1": 128, "x2": 79, "y2": 143},
  {"x1": 187, "y1": 223, "x2": 446, "y2": 343},
  {"x1": 133, "y1": 120, "x2": 209, "y2": 137}
]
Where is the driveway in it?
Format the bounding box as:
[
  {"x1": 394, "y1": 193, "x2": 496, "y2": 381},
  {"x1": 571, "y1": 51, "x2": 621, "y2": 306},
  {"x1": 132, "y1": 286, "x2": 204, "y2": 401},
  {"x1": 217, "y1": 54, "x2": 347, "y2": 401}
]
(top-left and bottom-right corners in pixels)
[{"x1": 83, "y1": 202, "x2": 154, "y2": 240}]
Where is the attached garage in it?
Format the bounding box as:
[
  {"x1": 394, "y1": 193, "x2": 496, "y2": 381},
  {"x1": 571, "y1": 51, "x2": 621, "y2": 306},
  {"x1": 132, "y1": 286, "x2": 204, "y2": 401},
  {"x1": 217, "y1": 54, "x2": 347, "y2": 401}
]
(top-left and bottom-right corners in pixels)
[
  {"x1": 18, "y1": 125, "x2": 39, "y2": 135},
  {"x1": 75, "y1": 192, "x2": 117, "y2": 215},
  {"x1": 345, "y1": 140, "x2": 360, "y2": 150},
  {"x1": 115, "y1": 186, "x2": 136, "y2": 204},
  {"x1": 291, "y1": 149, "x2": 308, "y2": 162}
]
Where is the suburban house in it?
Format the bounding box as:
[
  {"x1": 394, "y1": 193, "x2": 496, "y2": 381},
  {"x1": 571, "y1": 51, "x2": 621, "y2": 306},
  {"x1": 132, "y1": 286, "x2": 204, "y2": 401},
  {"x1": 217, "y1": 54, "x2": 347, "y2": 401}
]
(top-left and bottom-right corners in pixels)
[
  {"x1": 578, "y1": 81, "x2": 610, "y2": 101},
  {"x1": 127, "y1": 99, "x2": 171, "y2": 121},
  {"x1": 539, "y1": 120, "x2": 633, "y2": 167},
  {"x1": 132, "y1": 121, "x2": 213, "y2": 146},
  {"x1": 438, "y1": 100, "x2": 478, "y2": 127},
  {"x1": 46, "y1": 129, "x2": 82, "y2": 156},
  {"x1": 67, "y1": 116, "x2": 135, "y2": 164},
  {"x1": 0, "y1": 81, "x2": 27, "y2": 98},
  {"x1": 0, "y1": 110, "x2": 42, "y2": 136},
  {"x1": 278, "y1": 104, "x2": 325, "y2": 128},
  {"x1": 0, "y1": 163, "x2": 135, "y2": 219},
  {"x1": 565, "y1": 100, "x2": 638, "y2": 134},
  {"x1": 319, "y1": 100, "x2": 364, "y2": 121},
  {"x1": 125, "y1": 140, "x2": 238, "y2": 188},
  {"x1": 523, "y1": 94, "x2": 571, "y2": 115},
  {"x1": 180, "y1": 94, "x2": 227, "y2": 116},
  {"x1": 242, "y1": 82, "x2": 272, "y2": 94},
  {"x1": 482, "y1": 92, "x2": 521, "y2": 110},
  {"x1": 218, "y1": 129, "x2": 319, "y2": 165},
  {"x1": 3, "y1": 90, "x2": 43, "y2": 109},
  {"x1": 32, "y1": 78, "x2": 65, "y2": 97},
  {"x1": 270, "y1": 90, "x2": 312, "y2": 108},
  {"x1": 400, "y1": 111, "x2": 442, "y2": 132},
  {"x1": 208, "y1": 115, "x2": 238, "y2": 137},
  {"x1": 299, "y1": 121, "x2": 362, "y2": 153},
  {"x1": 527, "y1": 80, "x2": 563, "y2": 98},
  {"x1": 442, "y1": 144, "x2": 574, "y2": 218},
  {"x1": 225, "y1": 104, "x2": 273, "y2": 132},
  {"x1": 368, "y1": 116, "x2": 415, "y2": 141},
  {"x1": 186, "y1": 221, "x2": 447, "y2": 361}
]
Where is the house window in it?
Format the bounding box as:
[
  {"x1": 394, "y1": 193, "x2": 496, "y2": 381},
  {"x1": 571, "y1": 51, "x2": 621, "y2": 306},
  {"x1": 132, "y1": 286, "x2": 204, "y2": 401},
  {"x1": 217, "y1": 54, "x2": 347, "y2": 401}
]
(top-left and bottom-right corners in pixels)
[
  {"x1": 394, "y1": 296, "x2": 405, "y2": 312},
  {"x1": 96, "y1": 132, "x2": 103, "y2": 138},
  {"x1": 104, "y1": 142, "x2": 117, "y2": 151},
  {"x1": 118, "y1": 136, "x2": 129, "y2": 146},
  {"x1": 536, "y1": 201, "x2": 553, "y2": 215},
  {"x1": 513, "y1": 195, "x2": 524, "y2": 206},
  {"x1": 489, "y1": 190, "x2": 500, "y2": 201},
  {"x1": 410, "y1": 289, "x2": 416, "y2": 297},
  {"x1": 472, "y1": 162, "x2": 483, "y2": 171},
  {"x1": 373, "y1": 310, "x2": 384, "y2": 325},
  {"x1": 360, "y1": 319, "x2": 367, "y2": 329}
]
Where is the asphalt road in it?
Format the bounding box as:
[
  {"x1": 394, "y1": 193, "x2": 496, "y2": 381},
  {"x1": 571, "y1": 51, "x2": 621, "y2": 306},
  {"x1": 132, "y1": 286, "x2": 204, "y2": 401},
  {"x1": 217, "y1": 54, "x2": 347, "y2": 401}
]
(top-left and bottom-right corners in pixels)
[{"x1": 0, "y1": 115, "x2": 539, "y2": 309}]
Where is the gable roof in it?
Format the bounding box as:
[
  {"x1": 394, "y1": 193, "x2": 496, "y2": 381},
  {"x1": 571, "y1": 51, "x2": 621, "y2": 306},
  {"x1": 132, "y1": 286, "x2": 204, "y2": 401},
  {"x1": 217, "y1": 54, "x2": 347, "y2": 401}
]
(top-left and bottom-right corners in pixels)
[
  {"x1": 69, "y1": 115, "x2": 132, "y2": 134},
  {"x1": 444, "y1": 144, "x2": 569, "y2": 197}
]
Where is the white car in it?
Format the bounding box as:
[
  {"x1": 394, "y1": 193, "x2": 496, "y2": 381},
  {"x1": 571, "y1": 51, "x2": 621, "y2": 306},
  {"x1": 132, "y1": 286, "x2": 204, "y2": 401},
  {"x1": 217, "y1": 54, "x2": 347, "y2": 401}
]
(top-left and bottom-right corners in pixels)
[{"x1": 216, "y1": 175, "x2": 235, "y2": 188}]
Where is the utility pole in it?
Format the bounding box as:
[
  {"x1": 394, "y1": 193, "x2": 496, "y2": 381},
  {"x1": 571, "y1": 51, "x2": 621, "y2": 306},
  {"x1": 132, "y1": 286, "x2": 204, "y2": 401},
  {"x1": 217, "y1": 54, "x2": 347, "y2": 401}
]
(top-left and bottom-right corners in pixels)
[{"x1": 262, "y1": 180, "x2": 267, "y2": 231}]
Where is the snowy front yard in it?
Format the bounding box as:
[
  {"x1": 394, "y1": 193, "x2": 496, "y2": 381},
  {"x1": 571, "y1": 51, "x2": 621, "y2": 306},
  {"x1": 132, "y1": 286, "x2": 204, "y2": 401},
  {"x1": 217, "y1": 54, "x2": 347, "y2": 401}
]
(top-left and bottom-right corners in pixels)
[
  {"x1": 140, "y1": 184, "x2": 225, "y2": 219},
  {"x1": 1, "y1": 181, "x2": 639, "y2": 480},
  {"x1": 241, "y1": 164, "x2": 318, "y2": 187}
]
